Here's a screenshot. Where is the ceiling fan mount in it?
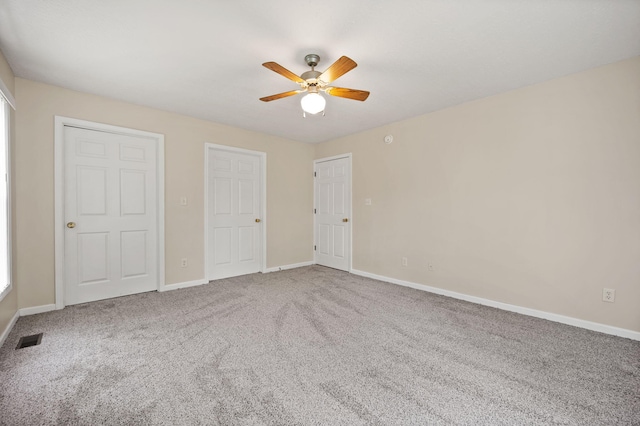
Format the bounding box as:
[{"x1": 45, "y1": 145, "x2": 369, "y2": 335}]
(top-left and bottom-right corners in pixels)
[
  {"x1": 304, "y1": 54, "x2": 320, "y2": 68},
  {"x1": 260, "y1": 54, "x2": 370, "y2": 115},
  {"x1": 301, "y1": 54, "x2": 322, "y2": 82}
]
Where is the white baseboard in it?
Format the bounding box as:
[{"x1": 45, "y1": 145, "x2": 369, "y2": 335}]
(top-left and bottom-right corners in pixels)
[
  {"x1": 351, "y1": 269, "x2": 640, "y2": 341},
  {"x1": 160, "y1": 261, "x2": 315, "y2": 291},
  {"x1": 19, "y1": 304, "x2": 56, "y2": 316},
  {"x1": 0, "y1": 310, "x2": 20, "y2": 348},
  {"x1": 264, "y1": 261, "x2": 314, "y2": 273},
  {"x1": 160, "y1": 279, "x2": 209, "y2": 292}
]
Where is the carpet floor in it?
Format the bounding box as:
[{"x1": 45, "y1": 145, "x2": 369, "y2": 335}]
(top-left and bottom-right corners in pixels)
[{"x1": 0, "y1": 266, "x2": 638, "y2": 425}]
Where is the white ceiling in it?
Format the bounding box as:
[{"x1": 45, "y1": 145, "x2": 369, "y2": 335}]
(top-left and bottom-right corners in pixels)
[{"x1": 0, "y1": 1, "x2": 639, "y2": 144}]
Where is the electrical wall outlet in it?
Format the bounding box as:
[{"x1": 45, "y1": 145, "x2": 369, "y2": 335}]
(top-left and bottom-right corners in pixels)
[
  {"x1": 401, "y1": 257, "x2": 408, "y2": 267},
  {"x1": 181, "y1": 258, "x2": 188, "y2": 268},
  {"x1": 602, "y1": 288, "x2": 615, "y2": 303}
]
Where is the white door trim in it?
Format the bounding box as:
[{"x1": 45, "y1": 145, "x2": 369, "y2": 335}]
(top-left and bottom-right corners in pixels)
[
  {"x1": 313, "y1": 153, "x2": 353, "y2": 272},
  {"x1": 54, "y1": 116, "x2": 165, "y2": 309},
  {"x1": 204, "y1": 143, "x2": 267, "y2": 280}
]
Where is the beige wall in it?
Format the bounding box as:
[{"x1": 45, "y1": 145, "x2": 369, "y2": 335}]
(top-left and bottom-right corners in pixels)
[
  {"x1": 14, "y1": 78, "x2": 314, "y2": 308},
  {"x1": 8, "y1": 56, "x2": 639, "y2": 335},
  {"x1": 0, "y1": 48, "x2": 17, "y2": 336},
  {"x1": 315, "y1": 57, "x2": 640, "y2": 332}
]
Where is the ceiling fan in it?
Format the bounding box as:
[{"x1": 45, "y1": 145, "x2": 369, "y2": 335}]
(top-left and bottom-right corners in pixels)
[{"x1": 260, "y1": 54, "x2": 370, "y2": 116}]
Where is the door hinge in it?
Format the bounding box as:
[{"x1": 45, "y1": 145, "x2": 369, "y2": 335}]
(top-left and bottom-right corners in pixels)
[
  {"x1": 314, "y1": 208, "x2": 316, "y2": 214},
  {"x1": 314, "y1": 171, "x2": 316, "y2": 177},
  {"x1": 314, "y1": 245, "x2": 316, "y2": 251}
]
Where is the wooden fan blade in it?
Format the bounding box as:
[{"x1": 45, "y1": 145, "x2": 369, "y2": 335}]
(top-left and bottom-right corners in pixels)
[
  {"x1": 318, "y1": 56, "x2": 357, "y2": 84},
  {"x1": 325, "y1": 87, "x2": 370, "y2": 101},
  {"x1": 262, "y1": 62, "x2": 305, "y2": 84},
  {"x1": 259, "y1": 90, "x2": 301, "y2": 102}
]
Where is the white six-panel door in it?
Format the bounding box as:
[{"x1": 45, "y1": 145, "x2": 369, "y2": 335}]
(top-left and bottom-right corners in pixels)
[
  {"x1": 315, "y1": 156, "x2": 351, "y2": 271},
  {"x1": 206, "y1": 147, "x2": 263, "y2": 280},
  {"x1": 64, "y1": 126, "x2": 159, "y2": 305}
]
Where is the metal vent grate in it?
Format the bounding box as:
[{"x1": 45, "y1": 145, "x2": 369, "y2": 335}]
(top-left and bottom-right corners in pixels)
[{"x1": 16, "y1": 333, "x2": 43, "y2": 350}]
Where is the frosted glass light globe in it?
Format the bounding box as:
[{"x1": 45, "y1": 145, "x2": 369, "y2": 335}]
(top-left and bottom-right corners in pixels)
[{"x1": 300, "y1": 93, "x2": 326, "y2": 114}]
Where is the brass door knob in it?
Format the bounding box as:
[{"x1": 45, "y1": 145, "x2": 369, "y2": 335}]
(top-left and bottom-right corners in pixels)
[
  {"x1": 255, "y1": 219, "x2": 261, "y2": 223},
  {"x1": 343, "y1": 218, "x2": 349, "y2": 222},
  {"x1": 66, "y1": 222, "x2": 76, "y2": 229}
]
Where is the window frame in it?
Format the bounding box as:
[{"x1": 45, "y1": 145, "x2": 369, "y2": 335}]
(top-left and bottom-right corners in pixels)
[{"x1": 0, "y1": 95, "x2": 12, "y2": 302}]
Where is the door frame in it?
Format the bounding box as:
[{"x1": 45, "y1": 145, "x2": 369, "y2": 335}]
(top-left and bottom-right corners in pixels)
[
  {"x1": 204, "y1": 143, "x2": 267, "y2": 280},
  {"x1": 54, "y1": 116, "x2": 165, "y2": 309},
  {"x1": 313, "y1": 153, "x2": 353, "y2": 272}
]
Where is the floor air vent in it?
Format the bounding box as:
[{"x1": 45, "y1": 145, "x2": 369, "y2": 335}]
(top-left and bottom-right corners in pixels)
[{"x1": 16, "y1": 333, "x2": 43, "y2": 349}]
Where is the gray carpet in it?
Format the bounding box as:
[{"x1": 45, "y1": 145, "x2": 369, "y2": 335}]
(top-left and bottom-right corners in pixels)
[{"x1": 0, "y1": 266, "x2": 638, "y2": 425}]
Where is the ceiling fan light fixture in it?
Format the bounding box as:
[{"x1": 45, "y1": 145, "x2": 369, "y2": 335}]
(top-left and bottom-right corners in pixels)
[
  {"x1": 300, "y1": 92, "x2": 326, "y2": 115},
  {"x1": 260, "y1": 54, "x2": 369, "y2": 115}
]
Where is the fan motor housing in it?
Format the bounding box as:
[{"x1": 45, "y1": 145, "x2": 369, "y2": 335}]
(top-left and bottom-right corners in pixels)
[{"x1": 301, "y1": 70, "x2": 321, "y2": 82}]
